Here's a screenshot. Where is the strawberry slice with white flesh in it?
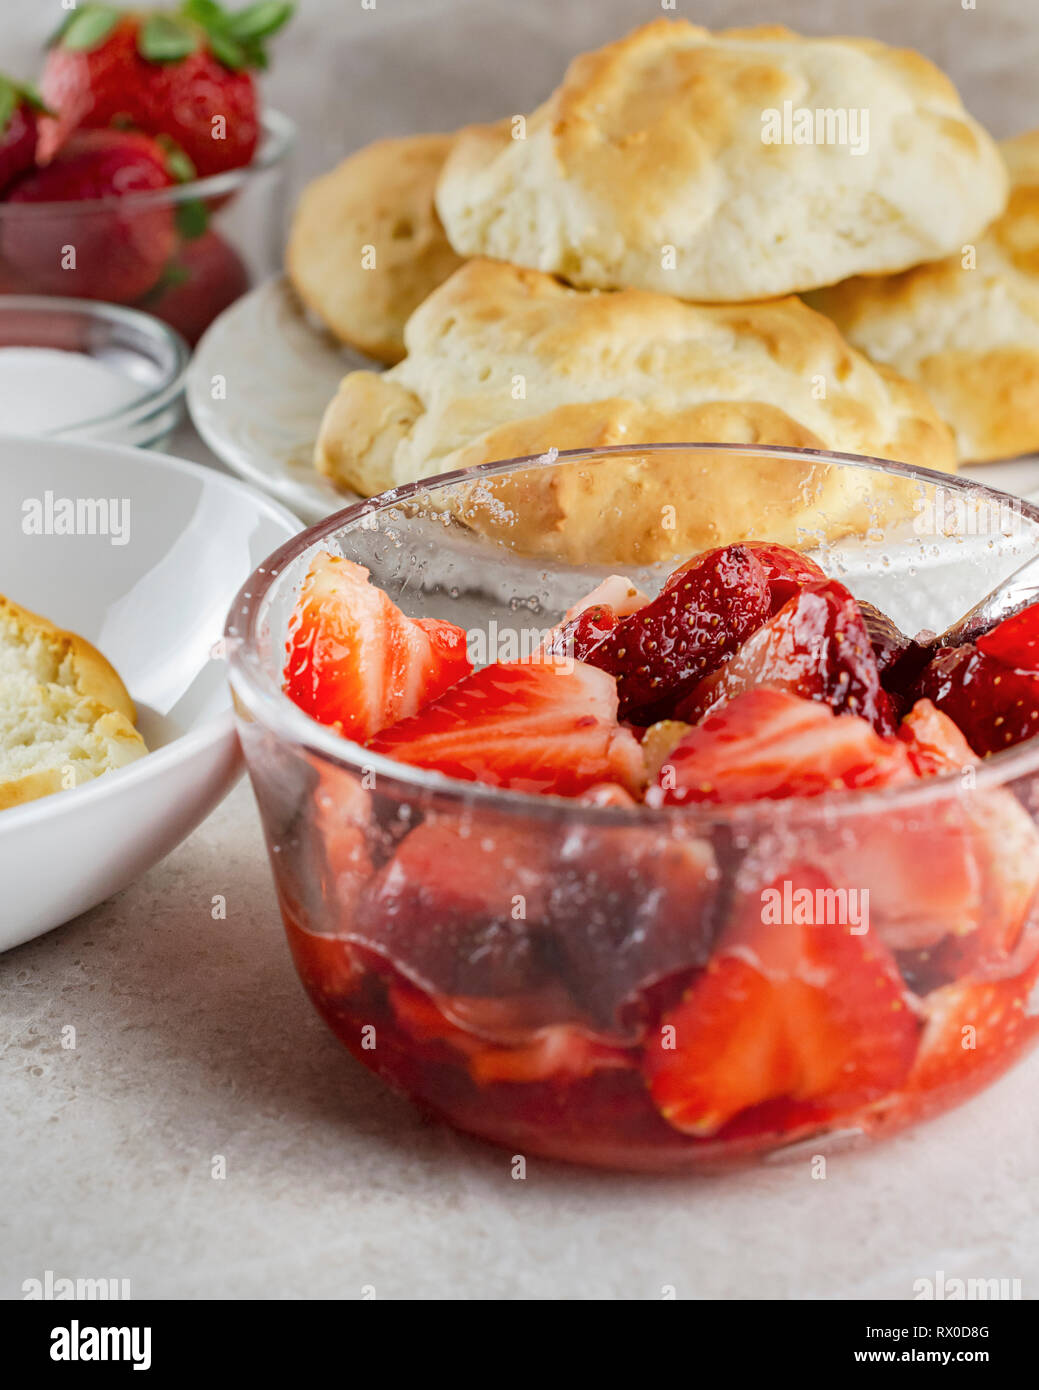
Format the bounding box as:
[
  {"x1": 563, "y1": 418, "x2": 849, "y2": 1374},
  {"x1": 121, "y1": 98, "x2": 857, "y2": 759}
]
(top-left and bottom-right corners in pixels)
[
  {"x1": 283, "y1": 551, "x2": 472, "y2": 741},
  {"x1": 368, "y1": 659, "x2": 645, "y2": 798}
]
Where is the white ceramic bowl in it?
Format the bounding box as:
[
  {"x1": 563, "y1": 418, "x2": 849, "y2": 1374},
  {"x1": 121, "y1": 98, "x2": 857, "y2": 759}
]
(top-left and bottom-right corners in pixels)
[{"x1": 0, "y1": 434, "x2": 300, "y2": 951}]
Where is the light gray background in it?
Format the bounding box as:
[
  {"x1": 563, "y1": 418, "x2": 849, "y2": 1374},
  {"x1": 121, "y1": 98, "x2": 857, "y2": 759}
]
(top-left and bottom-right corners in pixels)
[
  {"x1": 2, "y1": 0, "x2": 1039, "y2": 1303},
  {"x1": 4, "y1": 0, "x2": 1039, "y2": 200}
]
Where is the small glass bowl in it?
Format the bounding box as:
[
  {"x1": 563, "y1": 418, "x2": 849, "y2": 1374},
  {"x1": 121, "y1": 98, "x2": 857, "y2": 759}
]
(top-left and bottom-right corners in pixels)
[
  {"x1": 226, "y1": 444, "x2": 1039, "y2": 1171},
  {"x1": 0, "y1": 110, "x2": 294, "y2": 345},
  {"x1": 0, "y1": 295, "x2": 188, "y2": 448}
]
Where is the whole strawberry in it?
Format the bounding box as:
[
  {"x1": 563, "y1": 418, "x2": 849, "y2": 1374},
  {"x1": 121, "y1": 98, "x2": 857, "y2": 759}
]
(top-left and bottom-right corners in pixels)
[
  {"x1": 3, "y1": 129, "x2": 177, "y2": 302},
  {"x1": 38, "y1": 2, "x2": 294, "y2": 177},
  {"x1": 142, "y1": 228, "x2": 250, "y2": 343},
  {"x1": 0, "y1": 76, "x2": 46, "y2": 193}
]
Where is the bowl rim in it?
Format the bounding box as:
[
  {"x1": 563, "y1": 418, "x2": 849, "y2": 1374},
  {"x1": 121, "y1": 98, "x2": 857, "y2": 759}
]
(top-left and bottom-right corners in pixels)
[
  {"x1": 0, "y1": 431, "x2": 302, "y2": 835},
  {"x1": 225, "y1": 441, "x2": 1039, "y2": 828},
  {"x1": 0, "y1": 108, "x2": 295, "y2": 215},
  {"x1": 0, "y1": 294, "x2": 190, "y2": 436}
]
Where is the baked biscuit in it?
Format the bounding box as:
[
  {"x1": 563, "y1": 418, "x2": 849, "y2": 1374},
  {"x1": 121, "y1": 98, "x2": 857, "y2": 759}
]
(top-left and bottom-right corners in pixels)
[
  {"x1": 435, "y1": 20, "x2": 1007, "y2": 302},
  {"x1": 287, "y1": 133, "x2": 465, "y2": 365},
  {"x1": 315, "y1": 259, "x2": 956, "y2": 564},
  {"x1": 0, "y1": 596, "x2": 147, "y2": 811},
  {"x1": 809, "y1": 132, "x2": 1039, "y2": 463},
  {"x1": 0, "y1": 594, "x2": 137, "y2": 723}
]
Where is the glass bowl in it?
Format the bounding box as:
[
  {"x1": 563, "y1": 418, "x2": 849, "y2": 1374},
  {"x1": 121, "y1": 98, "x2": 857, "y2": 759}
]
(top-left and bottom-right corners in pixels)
[
  {"x1": 226, "y1": 444, "x2": 1039, "y2": 1171},
  {"x1": 0, "y1": 295, "x2": 188, "y2": 447},
  {"x1": 0, "y1": 110, "x2": 294, "y2": 346}
]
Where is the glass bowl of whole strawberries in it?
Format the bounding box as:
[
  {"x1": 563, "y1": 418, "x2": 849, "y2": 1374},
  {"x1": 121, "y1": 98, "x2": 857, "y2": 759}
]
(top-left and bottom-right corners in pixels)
[
  {"x1": 0, "y1": 2, "x2": 295, "y2": 344},
  {"x1": 226, "y1": 444, "x2": 1039, "y2": 1171}
]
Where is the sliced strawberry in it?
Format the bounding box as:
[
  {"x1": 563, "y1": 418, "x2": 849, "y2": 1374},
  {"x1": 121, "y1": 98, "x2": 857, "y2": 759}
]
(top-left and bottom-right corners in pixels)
[
  {"x1": 901, "y1": 962, "x2": 1039, "y2": 1102},
  {"x1": 911, "y1": 604, "x2": 1039, "y2": 756},
  {"x1": 541, "y1": 575, "x2": 651, "y2": 662},
  {"x1": 368, "y1": 659, "x2": 645, "y2": 798},
  {"x1": 586, "y1": 544, "x2": 774, "y2": 724},
  {"x1": 915, "y1": 644, "x2": 1039, "y2": 755},
  {"x1": 283, "y1": 551, "x2": 471, "y2": 741},
  {"x1": 891, "y1": 792, "x2": 1039, "y2": 989},
  {"x1": 354, "y1": 817, "x2": 552, "y2": 999},
  {"x1": 835, "y1": 701, "x2": 986, "y2": 955},
  {"x1": 677, "y1": 581, "x2": 896, "y2": 733},
  {"x1": 976, "y1": 602, "x2": 1039, "y2": 671},
  {"x1": 352, "y1": 781, "x2": 716, "y2": 1033},
  {"x1": 814, "y1": 805, "x2": 987, "y2": 957},
  {"x1": 312, "y1": 762, "x2": 373, "y2": 908},
  {"x1": 547, "y1": 824, "x2": 719, "y2": 1031},
  {"x1": 565, "y1": 575, "x2": 650, "y2": 621},
  {"x1": 589, "y1": 542, "x2": 828, "y2": 724},
  {"x1": 387, "y1": 979, "x2": 635, "y2": 1085},
  {"x1": 646, "y1": 688, "x2": 915, "y2": 807},
  {"x1": 543, "y1": 604, "x2": 618, "y2": 662},
  {"x1": 644, "y1": 866, "x2": 920, "y2": 1136},
  {"x1": 807, "y1": 702, "x2": 1039, "y2": 981},
  {"x1": 387, "y1": 978, "x2": 492, "y2": 1055},
  {"x1": 287, "y1": 924, "x2": 365, "y2": 1004},
  {"x1": 897, "y1": 696, "x2": 979, "y2": 775},
  {"x1": 729, "y1": 541, "x2": 827, "y2": 609},
  {"x1": 907, "y1": 830, "x2": 1039, "y2": 990},
  {"x1": 712, "y1": 702, "x2": 973, "y2": 930},
  {"x1": 958, "y1": 790, "x2": 1039, "y2": 974},
  {"x1": 468, "y1": 1028, "x2": 637, "y2": 1085}
]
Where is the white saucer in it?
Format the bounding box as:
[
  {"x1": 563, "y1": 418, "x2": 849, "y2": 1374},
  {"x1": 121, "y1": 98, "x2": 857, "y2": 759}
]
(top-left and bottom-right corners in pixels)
[
  {"x1": 187, "y1": 275, "x2": 363, "y2": 523},
  {"x1": 189, "y1": 276, "x2": 1039, "y2": 526}
]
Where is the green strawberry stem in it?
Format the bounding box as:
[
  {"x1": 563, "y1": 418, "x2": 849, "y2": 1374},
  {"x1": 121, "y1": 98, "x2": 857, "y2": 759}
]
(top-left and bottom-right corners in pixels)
[
  {"x1": 175, "y1": 198, "x2": 209, "y2": 240},
  {"x1": 0, "y1": 74, "x2": 52, "y2": 132},
  {"x1": 48, "y1": 1, "x2": 295, "y2": 71},
  {"x1": 138, "y1": 13, "x2": 201, "y2": 62},
  {"x1": 49, "y1": 4, "x2": 122, "y2": 52},
  {"x1": 140, "y1": 258, "x2": 194, "y2": 300},
  {"x1": 156, "y1": 133, "x2": 198, "y2": 183},
  {"x1": 179, "y1": 0, "x2": 295, "y2": 69},
  {"x1": 0, "y1": 77, "x2": 14, "y2": 135}
]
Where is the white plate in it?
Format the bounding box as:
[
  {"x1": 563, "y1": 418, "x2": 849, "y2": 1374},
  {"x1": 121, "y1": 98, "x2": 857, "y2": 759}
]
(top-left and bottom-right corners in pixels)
[
  {"x1": 0, "y1": 434, "x2": 301, "y2": 951},
  {"x1": 187, "y1": 275, "x2": 364, "y2": 523},
  {"x1": 189, "y1": 276, "x2": 1039, "y2": 523}
]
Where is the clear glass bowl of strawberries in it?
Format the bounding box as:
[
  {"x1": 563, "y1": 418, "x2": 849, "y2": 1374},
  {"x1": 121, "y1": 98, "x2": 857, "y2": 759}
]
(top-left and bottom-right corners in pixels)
[
  {"x1": 226, "y1": 444, "x2": 1039, "y2": 1170},
  {"x1": 0, "y1": 2, "x2": 295, "y2": 344}
]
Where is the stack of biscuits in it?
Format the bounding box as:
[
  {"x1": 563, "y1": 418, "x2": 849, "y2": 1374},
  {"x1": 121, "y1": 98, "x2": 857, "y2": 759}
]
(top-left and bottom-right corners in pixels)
[{"x1": 287, "y1": 19, "x2": 1023, "y2": 559}]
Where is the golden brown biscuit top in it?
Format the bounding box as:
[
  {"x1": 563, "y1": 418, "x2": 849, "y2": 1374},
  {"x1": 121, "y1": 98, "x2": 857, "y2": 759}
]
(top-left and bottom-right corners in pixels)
[
  {"x1": 437, "y1": 19, "x2": 1006, "y2": 301},
  {"x1": 992, "y1": 132, "x2": 1039, "y2": 276},
  {"x1": 343, "y1": 258, "x2": 954, "y2": 491}
]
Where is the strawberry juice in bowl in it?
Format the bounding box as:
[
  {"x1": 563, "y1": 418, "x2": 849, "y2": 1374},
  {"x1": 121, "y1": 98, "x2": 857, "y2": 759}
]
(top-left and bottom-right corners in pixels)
[{"x1": 225, "y1": 444, "x2": 1039, "y2": 1171}]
